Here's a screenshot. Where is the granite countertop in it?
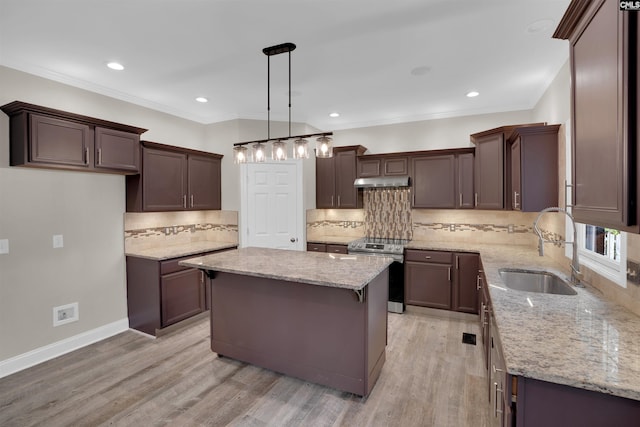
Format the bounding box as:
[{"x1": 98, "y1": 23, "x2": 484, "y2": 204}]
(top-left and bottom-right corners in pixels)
[
  {"x1": 407, "y1": 240, "x2": 640, "y2": 402},
  {"x1": 125, "y1": 241, "x2": 238, "y2": 261},
  {"x1": 180, "y1": 246, "x2": 393, "y2": 290},
  {"x1": 306, "y1": 236, "x2": 358, "y2": 245}
]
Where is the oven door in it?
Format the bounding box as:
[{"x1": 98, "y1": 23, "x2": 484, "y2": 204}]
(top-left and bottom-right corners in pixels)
[{"x1": 347, "y1": 251, "x2": 404, "y2": 313}]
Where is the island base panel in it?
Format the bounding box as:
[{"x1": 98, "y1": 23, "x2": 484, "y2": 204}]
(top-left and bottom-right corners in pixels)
[{"x1": 209, "y1": 270, "x2": 388, "y2": 397}]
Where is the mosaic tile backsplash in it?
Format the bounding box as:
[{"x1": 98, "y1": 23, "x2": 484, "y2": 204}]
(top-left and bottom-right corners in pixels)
[
  {"x1": 124, "y1": 210, "x2": 238, "y2": 252},
  {"x1": 363, "y1": 188, "x2": 413, "y2": 240}
]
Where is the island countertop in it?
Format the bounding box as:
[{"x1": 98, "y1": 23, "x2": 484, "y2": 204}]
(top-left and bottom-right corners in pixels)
[
  {"x1": 407, "y1": 240, "x2": 640, "y2": 402},
  {"x1": 180, "y1": 246, "x2": 393, "y2": 291}
]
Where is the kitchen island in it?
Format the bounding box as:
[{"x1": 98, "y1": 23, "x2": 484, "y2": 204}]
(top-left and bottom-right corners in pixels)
[{"x1": 180, "y1": 247, "x2": 392, "y2": 397}]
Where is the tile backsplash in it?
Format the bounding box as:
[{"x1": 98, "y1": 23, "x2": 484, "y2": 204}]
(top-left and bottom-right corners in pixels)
[
  {"x1": 124, "y1": 210, "x2": 238, "y2": 252},
  {"x1": 363, "y1": 188, "x2": 412, "y2": 240}
]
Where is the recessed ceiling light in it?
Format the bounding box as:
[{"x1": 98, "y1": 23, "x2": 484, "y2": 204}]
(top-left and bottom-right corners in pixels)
[
  {"x1": 195, "y1": 97, "x2": 208, "y2": 103},
  {"x1": 466, "y1": 91, "x2": 480, "y2": 98},
  {"x1": 329, "y1": 112, "x2": 340, "y2": 118},
  {"x1": 107, "y1": 62, "x2": 124, "y2": 71}
]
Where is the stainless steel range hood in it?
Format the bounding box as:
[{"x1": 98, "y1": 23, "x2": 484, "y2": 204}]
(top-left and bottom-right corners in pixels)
[{"x1": 353, "y1": 176, "x2": 410, "y2": 188}]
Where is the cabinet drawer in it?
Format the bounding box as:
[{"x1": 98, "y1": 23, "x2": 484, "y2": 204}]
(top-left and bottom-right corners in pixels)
[
  {"x1": 307, "y1": 243, "x2": 327, "y2": 252},
  {"x1": 404, "y1": 249, "x2": 453, "y2": 264},
  {"x1": 326, "y1": 244, "x2": 348, "y2": 254},
  {"x1": 160, "y1": 251, "x2": 220, "y2": 275}
]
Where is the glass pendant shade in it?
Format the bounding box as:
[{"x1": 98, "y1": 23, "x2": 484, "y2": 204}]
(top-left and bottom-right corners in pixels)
[
  {"x1": 271, "y1": 140, "x2": 288, "y2": 161},
  {"x1": 293, "y1": 138, "x2": 309, "y2": 159},
  {"x1": 316, "y1": 136, "x2": 334, "y2": 158},
  {"x1": 233, "y1": 146, "x2": 248, "y2": 164},
  {"x1": 253, "y1": 142, "x2": 266, "y2": 162}
]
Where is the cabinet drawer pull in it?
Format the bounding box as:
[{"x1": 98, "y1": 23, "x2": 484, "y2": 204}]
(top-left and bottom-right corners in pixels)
[{"x1": 477, "y1": 274, "x2": 482, "y2": 290}]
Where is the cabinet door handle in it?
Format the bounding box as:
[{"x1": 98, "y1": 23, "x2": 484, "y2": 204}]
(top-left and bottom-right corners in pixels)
[
  {"x1": 200, "y1": 271, "x2": 204, "y2": 284},
  {"x1": 474, "y1": 192, "x2": 478, "y2": 207},
  {"x1": 337, "y1": 195, "x2": 341, "y2": 206},
  {"x1": 183, "y1": 195, "x2": 187, "y2": 208},
  {"x1": 190, "y1": 194, "x2": 194, "y2": 207},
  {"x1": 448, "y1": 267, "x2": 451, "y2": 282},
  {"x1": 459, "y1": 193, "x2": 463, "y2": 207},
  {"x1": 455, "y1": 255, "x2": 459, "y2": 270},
  {"x1": 85, "y1": 147, "x2": 89, "y2": 165},
  {"x1": 477, "y1": 274, "x2": 482, "y2": 290},
  {"x1": 97, "y1": 148, "x2": 102, "y2": 165},
  {"x1": 331, "y1": 195, "x2": 334, "y2": 207},
  {"x1": 513, "y1": 191, "x2": 520, "y2": 209}
]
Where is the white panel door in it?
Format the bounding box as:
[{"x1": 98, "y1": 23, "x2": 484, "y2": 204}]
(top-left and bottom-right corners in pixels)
[{"x1": 245, "y1": 162, "x2": 300, "y2": 250}]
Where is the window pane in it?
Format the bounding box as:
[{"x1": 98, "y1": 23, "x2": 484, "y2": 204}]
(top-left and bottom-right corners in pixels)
[{"x1": 583, "y1": 225, "x2": 620, "y2": 262}]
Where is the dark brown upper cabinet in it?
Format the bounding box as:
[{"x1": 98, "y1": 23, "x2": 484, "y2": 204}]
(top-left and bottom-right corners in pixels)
[
  {"x1": 316, "y1": 145, "x2": 367, "y2": 209},
  {"x1": 411, "y1": 148, "x2": 474, "y2": 209},
  {"x1": 0, "y1": 101, "x2": 146, "y2": 174},
  {"x1": 471, "y1": 123, "x2": 545, "y2": 210},
  {"x1": 357, "y1": 154, "x2": 409, "y2": 178},
  {"x1": 471, "y1": 128, "x2": 507, "y2": 210},
  {"x1": 126, "y1": 141, "x2": 222, "y2": 212},
  {"x1": 412, "y1": 154, "x2": 456, "y2": 208},
  {"x1": 554, "y1": 0, "x2": 639, "y2": 232},
  {"x1": 508, "y1": 124, "x2": 560, "y2": 212}
]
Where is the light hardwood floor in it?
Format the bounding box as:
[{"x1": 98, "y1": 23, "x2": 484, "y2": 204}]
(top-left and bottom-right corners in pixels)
[{"x1": 0, "y1": 311, "x2": 491, "y2": 427}]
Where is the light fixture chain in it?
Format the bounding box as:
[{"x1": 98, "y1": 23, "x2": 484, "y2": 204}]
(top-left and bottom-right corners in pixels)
[
  {"x1": 288, "y1": 50, "x2": 292, "y2": 138},
  {"x1": 267, "y1": 55, "x2": 271, "y2": 140}
]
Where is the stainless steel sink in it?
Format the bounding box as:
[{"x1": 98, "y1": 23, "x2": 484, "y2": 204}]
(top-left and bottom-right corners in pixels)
[{"x1": 498, "y1": 268, "x2": 577, "y2": 295}]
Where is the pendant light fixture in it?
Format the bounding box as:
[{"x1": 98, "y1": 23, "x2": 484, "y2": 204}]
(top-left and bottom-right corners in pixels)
[{"x1": 233, "y1": 42, "x2": 333, "y2": 163}]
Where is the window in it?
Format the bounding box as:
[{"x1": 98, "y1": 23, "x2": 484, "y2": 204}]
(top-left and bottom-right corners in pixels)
[{"x1": 575, "y1": 223, "x2": 627, "y2": 287}]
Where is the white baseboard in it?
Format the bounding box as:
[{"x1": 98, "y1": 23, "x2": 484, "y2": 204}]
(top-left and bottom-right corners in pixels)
[{"x1": 0, "y1": 318, "x2": 129, "y2": 379}]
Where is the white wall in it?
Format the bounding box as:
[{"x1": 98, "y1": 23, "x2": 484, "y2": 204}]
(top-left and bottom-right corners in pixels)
[
  {"x1": 332, "y1": 109, "x2": 534, "y2": 155},
  {"x1": 0, "y1": 66, "x2": 209, "y2": 364}
]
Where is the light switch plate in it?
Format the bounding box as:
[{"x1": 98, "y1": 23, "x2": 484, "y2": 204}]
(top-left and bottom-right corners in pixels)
[
  {"x1": 0, "y1": 239, "x2": 8, "y2": 254},
  {"x1": 53, "y1": 234, "x2": 64, "y2": 249}
]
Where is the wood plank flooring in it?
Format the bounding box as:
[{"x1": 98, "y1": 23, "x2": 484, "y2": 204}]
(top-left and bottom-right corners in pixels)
[{"x1": 0, "y1": 311, "x2": 491, "y2": 427}]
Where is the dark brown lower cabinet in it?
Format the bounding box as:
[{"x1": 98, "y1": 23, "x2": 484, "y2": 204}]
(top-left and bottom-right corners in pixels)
[
  {"x1": 453, "y1": 253, "x2": 479, "y2": 313},
  {"x1": 405, "y1": 249, "x2": 479, "y2": 313},
  {"x1": 160, "y1": 268, "x2": 205, "y2": 327},
  {"x1": 126, "y1": 248, "x2": 234, "y2": 336}
]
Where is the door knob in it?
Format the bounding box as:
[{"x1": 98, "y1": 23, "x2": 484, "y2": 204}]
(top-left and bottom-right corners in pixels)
[{"x1": 290, "y1": 237, "x2": 296, "y2": 242}]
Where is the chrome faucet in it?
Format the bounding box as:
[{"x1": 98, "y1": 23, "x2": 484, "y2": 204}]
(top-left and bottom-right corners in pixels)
[{"x1": 533, "y1": 207, "x2": 584, "y2": 287}]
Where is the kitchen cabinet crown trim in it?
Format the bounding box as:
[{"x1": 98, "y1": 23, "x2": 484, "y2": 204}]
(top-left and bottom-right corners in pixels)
[
  {"x1": 141, "y1": 140, "x2": 223, "y2": 159},
  {"x1": 0, "y1": 101, "x2": 147, "y2": 135},
  {"x1": 553, "y1": 0, "x2": 605, "y2": 40}
]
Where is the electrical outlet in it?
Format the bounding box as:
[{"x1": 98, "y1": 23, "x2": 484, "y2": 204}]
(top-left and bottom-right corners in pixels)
[
  {"x1": 0, "y1": 239, "x2": 8, "y2": 254},
  {"x1": 53, "y1": 234, "x2": 64, "y2": 248},
  {"x1": 508, "y1": 224, "x2": 514, "y2": 233},
  {"x1": 53, "y1": 302, "x2": 79, "y2": 326},
  {"x1": 450, "y1": 224, "x2": 456, "y2": 232}
]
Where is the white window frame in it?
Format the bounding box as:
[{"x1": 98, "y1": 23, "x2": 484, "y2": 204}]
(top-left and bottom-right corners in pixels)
[{"x1": 564, "y1": 121, "x2": 627, "y2": 288}]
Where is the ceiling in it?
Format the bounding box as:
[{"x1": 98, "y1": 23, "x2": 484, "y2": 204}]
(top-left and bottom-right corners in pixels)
[{"x1": 0, "y1": 0, "x2": 571, "y2": 131}]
